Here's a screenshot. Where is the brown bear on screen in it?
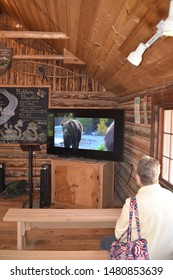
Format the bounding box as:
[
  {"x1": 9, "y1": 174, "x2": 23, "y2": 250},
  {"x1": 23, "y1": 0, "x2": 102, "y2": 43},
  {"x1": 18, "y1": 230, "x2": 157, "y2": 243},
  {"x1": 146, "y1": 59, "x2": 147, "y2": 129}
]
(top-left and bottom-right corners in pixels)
[
  {"x1": 61, "y1": 119, "x2": 83, "y2": 149},
  {"x1": 104, "y1": 121, "x2": 114, "y2": 151}
]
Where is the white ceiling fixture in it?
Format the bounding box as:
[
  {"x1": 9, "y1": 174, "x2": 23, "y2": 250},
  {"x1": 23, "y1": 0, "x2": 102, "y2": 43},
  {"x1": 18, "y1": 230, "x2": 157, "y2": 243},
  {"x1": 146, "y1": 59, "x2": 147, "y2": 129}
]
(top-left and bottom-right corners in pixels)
[
  {"x1": 127, "y1": 0, "x2": 173, "y2": 66},
  {"x1": 163, "y1": 0, "x2": 173, "y2": 36}
]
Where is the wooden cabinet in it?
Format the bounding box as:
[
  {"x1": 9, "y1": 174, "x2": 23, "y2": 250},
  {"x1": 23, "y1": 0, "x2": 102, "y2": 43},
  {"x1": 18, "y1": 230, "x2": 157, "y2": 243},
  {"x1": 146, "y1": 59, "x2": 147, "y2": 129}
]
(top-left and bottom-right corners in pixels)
[{"x1": 51, "y1": 158, "x2": 114, "y2": 208}]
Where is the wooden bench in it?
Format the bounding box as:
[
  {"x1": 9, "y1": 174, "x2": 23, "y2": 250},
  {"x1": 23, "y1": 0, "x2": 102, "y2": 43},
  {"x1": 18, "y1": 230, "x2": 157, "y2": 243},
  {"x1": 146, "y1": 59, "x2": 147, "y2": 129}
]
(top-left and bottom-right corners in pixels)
[
  {"x1": 3, "y1": 208, "x2": 121, "y2": 250},
  {"x1": 0, "y1": 249, "x2": 109, "y2": 260}
]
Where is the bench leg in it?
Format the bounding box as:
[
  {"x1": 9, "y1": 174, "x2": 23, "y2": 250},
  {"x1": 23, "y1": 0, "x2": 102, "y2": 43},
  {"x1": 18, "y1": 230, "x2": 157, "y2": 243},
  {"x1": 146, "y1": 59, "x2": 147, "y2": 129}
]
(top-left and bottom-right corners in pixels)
[
  {"x1": 26, "y1": 222, "x2": 31, "y2": 230},
  {"x1": 17, "y1": 222, "x2": 26, "y2": 250}
]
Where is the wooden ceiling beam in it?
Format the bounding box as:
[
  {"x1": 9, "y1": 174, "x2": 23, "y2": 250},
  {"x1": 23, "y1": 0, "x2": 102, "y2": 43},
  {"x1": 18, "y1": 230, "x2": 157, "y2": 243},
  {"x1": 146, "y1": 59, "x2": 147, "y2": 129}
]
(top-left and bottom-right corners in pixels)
[
  {"x1": 12, "y1": 53, "x2": 86, "y2": 66},
  {"x1": 13, "y1": 55, "x2": 65, "y2": 60},
  {"x1": 0, "y1": 31, "x2": 69, "y2": 39}
]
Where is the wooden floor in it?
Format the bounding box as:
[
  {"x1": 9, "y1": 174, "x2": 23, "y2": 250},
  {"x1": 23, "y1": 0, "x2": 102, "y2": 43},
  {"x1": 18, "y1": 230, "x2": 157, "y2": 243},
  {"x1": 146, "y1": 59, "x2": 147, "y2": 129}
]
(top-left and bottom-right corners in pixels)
[{"x1": 0, "y1": 192, "x2": 122, "y2": 251}]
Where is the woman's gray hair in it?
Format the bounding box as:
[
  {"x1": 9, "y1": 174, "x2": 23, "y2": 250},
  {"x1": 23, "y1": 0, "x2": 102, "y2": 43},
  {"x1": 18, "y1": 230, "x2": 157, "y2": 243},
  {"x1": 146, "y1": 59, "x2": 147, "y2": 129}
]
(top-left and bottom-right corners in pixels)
[{"x1": 136, "y1": 156, "x2": 160, "y2": 185}]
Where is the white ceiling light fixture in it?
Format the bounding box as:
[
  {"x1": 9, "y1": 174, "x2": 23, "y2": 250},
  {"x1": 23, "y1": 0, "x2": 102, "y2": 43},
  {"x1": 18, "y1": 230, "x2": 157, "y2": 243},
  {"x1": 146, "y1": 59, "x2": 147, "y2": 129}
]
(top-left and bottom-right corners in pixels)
[
  {"x1": 163, "y1": 0, "x2": 173, "y2": 36},
  {"x1": 127, "y1": 21, "x2": 164, "y2": 66},
  {"x1": 127, "y1": 0, "x2": 173, "y2": 66},
  {"x1": 127, "y1": 43, "x2": 147, "y2": 67}
]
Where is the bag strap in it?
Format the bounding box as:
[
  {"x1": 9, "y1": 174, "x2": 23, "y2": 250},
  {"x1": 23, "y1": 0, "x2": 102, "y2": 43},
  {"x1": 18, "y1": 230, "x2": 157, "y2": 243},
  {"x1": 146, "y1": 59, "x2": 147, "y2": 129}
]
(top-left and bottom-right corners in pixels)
[
  {"x1": 117, "y1": 196, "x2": 141, "y2": 243},
  {"x1": 133, "y1": 196, "x2": 141, "y2": 239},
  {"x1": 127, "y1": 196, "x2": 141, "y2": 242}
]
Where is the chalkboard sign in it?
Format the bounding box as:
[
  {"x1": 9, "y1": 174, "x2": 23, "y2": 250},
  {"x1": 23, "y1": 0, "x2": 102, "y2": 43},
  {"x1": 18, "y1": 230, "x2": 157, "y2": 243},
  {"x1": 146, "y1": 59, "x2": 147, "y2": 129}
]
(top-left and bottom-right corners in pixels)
[{"x1": 0, "y1": 86, "x2": 49, "y2": 144}]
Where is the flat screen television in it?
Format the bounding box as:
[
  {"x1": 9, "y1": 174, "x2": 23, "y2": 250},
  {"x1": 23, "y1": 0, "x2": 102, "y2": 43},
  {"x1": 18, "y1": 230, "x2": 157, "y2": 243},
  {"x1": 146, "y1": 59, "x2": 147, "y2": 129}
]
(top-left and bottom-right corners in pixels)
[{"x1": 47, "y1": 108, "x2": 125, "y2": 162}]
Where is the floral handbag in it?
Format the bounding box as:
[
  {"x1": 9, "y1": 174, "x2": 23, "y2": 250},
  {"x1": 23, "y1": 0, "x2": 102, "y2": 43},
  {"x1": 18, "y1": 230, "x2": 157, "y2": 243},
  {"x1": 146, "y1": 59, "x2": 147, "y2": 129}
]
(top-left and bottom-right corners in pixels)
[{"x1": 109, "y1": 196, "x2": 149, "y2": 260}]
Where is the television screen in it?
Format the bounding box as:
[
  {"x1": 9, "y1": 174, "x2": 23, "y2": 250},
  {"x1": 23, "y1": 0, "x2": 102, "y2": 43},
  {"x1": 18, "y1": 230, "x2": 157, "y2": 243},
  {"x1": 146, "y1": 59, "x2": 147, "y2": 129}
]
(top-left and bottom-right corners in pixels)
[{"x1": 47, "y1": 109, "x2": 124, "y2": 162}]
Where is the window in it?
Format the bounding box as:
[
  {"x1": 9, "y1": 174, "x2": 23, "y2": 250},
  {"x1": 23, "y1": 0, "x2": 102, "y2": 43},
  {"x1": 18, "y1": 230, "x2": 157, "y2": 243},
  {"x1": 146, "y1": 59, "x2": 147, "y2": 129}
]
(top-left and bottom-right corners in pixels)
[
  {"x1": 161, "y1": 109, "x2": 173, "y2": 187},
  {"x1": 151, "y1": 89, "x2": 173, "y2": 191}
]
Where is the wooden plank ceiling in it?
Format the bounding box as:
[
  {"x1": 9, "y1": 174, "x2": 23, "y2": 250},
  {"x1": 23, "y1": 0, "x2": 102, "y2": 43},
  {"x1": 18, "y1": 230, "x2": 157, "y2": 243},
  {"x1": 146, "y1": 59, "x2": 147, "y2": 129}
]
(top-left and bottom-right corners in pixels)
[{"x1": 0, "y1": 0, "x2": 172, "y2": 101}]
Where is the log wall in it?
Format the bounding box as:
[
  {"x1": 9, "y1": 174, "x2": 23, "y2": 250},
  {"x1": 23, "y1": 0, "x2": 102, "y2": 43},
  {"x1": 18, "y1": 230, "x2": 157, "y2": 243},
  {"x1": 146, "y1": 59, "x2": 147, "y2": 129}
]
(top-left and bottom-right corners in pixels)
[
  {"x1": 115, "y1": 96, "x2": 151, "y2": 201},
  {"x1": 0, "y1": 62, "x2": 116, "y2": 187},
  {"x1": 0, "y1": 49, "x2": 152, "y2": 201}
]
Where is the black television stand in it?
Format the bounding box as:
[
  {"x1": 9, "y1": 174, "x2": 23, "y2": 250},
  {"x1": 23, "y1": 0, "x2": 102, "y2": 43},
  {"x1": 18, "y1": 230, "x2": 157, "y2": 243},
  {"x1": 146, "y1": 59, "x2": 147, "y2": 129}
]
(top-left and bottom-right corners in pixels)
[{"x1": 20, "y1": 143, "x2": 41, "y2": 208}]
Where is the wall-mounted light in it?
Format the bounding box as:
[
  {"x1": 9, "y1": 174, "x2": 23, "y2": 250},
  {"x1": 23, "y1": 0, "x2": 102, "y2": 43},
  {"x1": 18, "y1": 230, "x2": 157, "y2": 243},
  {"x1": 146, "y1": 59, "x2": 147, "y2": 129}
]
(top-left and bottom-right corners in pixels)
[{"x1": 127, "y1": 0, "x2": 173, "y2": 66}]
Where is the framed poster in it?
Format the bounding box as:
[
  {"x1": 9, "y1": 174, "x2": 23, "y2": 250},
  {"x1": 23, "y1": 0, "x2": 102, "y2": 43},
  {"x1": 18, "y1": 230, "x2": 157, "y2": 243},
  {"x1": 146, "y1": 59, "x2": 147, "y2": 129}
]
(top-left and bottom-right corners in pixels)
[{"x1": 0, "y1": 86, "x2": 49, "y2": 144}]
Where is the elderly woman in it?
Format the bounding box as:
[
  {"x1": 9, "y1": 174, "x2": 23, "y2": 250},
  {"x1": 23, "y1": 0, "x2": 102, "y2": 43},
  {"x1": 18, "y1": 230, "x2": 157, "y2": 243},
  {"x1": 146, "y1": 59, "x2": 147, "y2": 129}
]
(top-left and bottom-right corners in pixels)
[{"x1": 100, "y1": 156, "x2": 173, "y2": 260}]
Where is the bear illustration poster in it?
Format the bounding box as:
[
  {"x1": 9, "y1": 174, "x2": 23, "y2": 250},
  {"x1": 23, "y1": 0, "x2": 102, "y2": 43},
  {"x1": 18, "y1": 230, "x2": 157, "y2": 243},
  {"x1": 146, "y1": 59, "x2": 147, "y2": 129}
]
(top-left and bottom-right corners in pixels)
[{"x1": 0, "y1": 86, "x2": 49, "y2": 144}]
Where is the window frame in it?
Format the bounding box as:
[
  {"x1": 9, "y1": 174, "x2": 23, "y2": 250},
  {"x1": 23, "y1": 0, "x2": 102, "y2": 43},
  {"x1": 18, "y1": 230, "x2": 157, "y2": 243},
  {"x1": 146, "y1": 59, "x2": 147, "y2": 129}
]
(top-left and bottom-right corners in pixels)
[{"x1": 151, "y1": 88, "x2": 173, "y2": 191}]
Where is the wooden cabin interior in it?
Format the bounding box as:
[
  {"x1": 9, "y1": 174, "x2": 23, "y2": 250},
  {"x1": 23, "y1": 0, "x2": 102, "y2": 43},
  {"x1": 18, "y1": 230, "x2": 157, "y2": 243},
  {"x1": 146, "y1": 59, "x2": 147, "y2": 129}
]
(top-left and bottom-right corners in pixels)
[{"x1": 0, "y1": 0, "x2": 173, "y2": 255}]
